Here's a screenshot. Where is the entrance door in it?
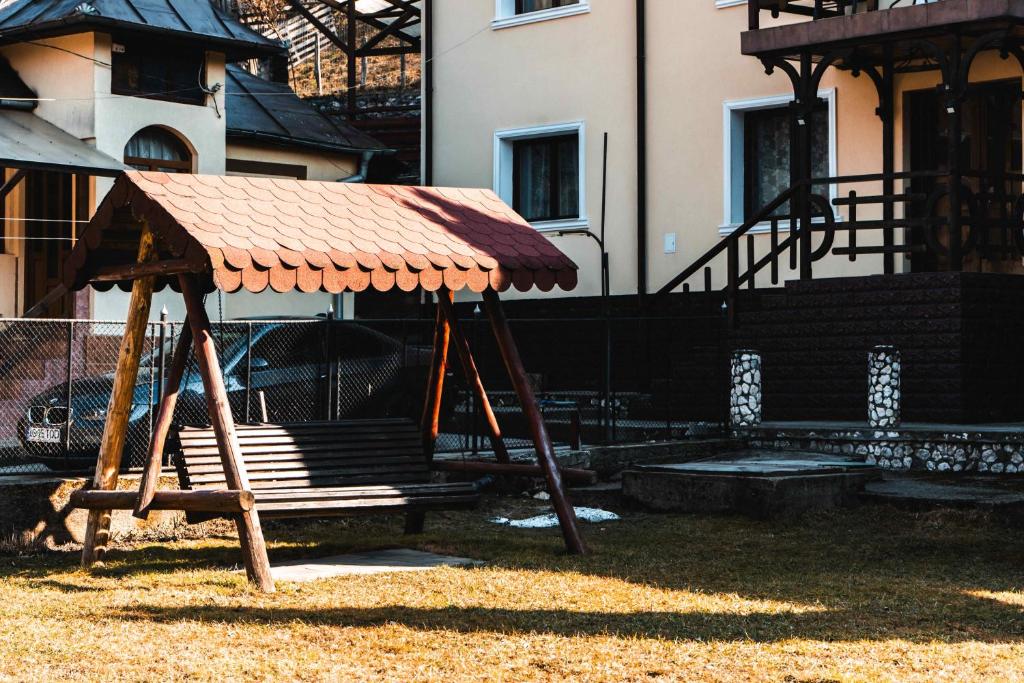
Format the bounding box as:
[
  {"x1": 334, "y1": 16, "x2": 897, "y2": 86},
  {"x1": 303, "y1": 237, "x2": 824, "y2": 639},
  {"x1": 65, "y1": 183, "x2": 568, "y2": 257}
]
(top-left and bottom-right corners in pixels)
[
  {"x1": 906, "y1": 79, "x2": 1023, "y2": 272},
  {"x1": 23, "y1": 171, "x2": 73, "y2": 318}
]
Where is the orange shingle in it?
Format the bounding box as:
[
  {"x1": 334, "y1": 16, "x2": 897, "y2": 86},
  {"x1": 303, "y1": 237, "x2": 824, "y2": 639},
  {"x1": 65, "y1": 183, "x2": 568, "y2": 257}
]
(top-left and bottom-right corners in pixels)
[{"x1": 66, "y1": 171, "x2": 579, "y2": 295}]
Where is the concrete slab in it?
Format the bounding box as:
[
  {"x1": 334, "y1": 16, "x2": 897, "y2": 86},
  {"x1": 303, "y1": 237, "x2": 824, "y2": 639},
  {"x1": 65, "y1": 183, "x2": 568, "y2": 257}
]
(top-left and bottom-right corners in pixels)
[
  {"x1": 623, "y1": 453, "x2": 880, "y2": 519},
  {"x1": 863, "y1": 479, "x2": 1024, "y2": 509},
  {"x1": 265, "y1": 549, "x2": 484, "y2": 582}
]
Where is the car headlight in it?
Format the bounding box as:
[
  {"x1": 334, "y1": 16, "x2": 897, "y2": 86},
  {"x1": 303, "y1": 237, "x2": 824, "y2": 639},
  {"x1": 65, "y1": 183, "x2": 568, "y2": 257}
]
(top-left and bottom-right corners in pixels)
[{"x1": 79, "y1": 407, "x2": 107, "y2": 421}]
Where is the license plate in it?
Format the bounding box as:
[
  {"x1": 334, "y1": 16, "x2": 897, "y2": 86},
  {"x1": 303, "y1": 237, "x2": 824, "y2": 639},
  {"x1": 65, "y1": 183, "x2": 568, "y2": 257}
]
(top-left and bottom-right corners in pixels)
[{"x1": 26, "y1": 427, "x2": 61, "y2": 443}]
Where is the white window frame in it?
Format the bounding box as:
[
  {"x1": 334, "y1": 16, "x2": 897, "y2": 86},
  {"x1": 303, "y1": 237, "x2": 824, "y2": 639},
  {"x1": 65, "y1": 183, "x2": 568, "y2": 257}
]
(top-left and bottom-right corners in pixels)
[
  {"x1": 493, "y1": 121, "x2": 588, "y2": 232},
  {"x1": 721, "y1": 88, "x2": 838, "y2": 235},
  {"x1": 492, "y1": 0, "x2": 590, "y2": 30},
  {"x1": 715, "y1": 0, "x2": 747, "y2": 8}
]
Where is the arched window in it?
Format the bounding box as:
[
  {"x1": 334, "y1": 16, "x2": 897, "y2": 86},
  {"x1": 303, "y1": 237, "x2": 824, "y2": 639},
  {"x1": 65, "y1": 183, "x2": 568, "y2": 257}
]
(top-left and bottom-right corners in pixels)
[{"x1": 123, "y1": 127, "x2": 192, "y2": 173}]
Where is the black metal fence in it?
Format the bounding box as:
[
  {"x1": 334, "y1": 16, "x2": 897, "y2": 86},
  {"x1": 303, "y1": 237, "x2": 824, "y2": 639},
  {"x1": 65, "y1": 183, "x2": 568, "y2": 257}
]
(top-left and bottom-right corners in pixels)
[{"x1": 0, "y1": 314, "x2": 727, "y2": 476}]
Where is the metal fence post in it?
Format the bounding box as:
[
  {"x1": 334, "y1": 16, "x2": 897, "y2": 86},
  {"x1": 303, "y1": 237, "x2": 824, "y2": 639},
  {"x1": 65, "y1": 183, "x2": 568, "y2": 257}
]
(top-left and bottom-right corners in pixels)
[
  {"x1": 156, "y1": 308, "x2": 168, "y2": 407},
  {"x1": 64, "y1": 320, "x2": 74, "y2": 458},
  {"x1": 245, "y1": 322, "x2": 253, "y2": 424}
]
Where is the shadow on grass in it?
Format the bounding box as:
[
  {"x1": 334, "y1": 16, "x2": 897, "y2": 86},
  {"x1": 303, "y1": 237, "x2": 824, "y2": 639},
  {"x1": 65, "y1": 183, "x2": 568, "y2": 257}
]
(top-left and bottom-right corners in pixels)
[
  {"x1": 105, "y1": 598, "x2": 1024, "y2": 644},
  {"x1": 5, "y1": 501, "x2": 1024, "y2": 646}
]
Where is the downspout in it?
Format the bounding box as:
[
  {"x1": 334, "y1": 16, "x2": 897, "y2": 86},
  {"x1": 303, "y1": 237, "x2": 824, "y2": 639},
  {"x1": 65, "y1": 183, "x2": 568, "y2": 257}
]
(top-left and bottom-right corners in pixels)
[
  {"x1": 423, "y1": 0, "x2": 434, "y2": 186},
  {"x1": 636, "y1": 0, "x2": 648, "y2": 300},
  {"x1": 340, "y1": 150, "x2": 375, "y2": 183}
]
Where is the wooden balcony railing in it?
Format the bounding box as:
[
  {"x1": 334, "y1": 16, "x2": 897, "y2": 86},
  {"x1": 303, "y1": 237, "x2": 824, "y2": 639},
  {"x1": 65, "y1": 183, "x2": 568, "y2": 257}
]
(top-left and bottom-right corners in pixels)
[{"x1": 748, "y1": 0, "x2": 938, "y2": 31}]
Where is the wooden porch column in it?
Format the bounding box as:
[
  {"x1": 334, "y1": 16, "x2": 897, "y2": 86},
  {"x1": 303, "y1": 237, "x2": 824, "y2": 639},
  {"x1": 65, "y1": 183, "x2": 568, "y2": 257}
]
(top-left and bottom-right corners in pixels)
[
  {"x1": 134, "y1": 321, "x2": 192, "y2": 519},
  {"x1": 420, "y1": 294, "x2": 450, "y2": 459},
  {"x1": 437, "y1": 289, "x2": 511, "y2": 464},
  {"x1": 81, "y1": 222, "x2": 157, "y2": 568},
  {"x1": 179, "y1": 274, "x2": 275, "y2": 593},
  {"x1": 481, "y1": 289, "x2": 586, "y2": 555}
]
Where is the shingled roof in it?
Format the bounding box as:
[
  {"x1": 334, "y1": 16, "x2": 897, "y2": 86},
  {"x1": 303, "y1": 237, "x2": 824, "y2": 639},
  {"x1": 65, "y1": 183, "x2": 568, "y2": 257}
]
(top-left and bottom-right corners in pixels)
[
  {"x1": 225, "y1": 64, "x2": 387, "y2": 155},
  {"x1": 0, "y1": 0, "x2": 283, "y2": 58},
  {"x1": 65, "y1": 171, "x2": 579, "y2": 294}
]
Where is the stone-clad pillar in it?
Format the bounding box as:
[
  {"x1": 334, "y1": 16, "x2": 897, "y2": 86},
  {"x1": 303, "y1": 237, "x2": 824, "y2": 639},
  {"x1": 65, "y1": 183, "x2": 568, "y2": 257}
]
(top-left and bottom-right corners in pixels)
[
  {"x1": 730, "y1": 350, "x2": 762, "y2": 428},
  {"x1": 868, "y1": 345, "x2": 901, "y2": 428}
]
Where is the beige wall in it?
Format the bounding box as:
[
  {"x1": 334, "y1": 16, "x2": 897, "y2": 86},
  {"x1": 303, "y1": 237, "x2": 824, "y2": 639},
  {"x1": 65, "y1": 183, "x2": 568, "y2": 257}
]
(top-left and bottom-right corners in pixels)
[
  {"x1": 227, "y1": 141, "x2": 361, "y2": 181},
  {"x1": 0, "y1": 31, "x2": 354, "y2": 321},
  {"x1": 429, "y1": 0, "x2": 637, "y2": 299},
  {"x1": 429, "y1": 1, "x2": 1024, "y2": 297}
]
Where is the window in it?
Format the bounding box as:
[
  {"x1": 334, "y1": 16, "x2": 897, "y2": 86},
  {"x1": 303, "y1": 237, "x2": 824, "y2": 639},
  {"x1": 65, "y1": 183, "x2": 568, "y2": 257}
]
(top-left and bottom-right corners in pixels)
[
  {"x1": 513, "y1": 134, "x2": 579, "y2": 222},
  {"x1": 111, "y1": 39, "x2": 206, "y2": 105},
  {"x1": 124, "y1": 127, "x2": 193, "y2": 173},
  {"x1": 723, "y1": 90, "x2": 837, "y2": 232},
  {"x1": 516, "y1": 0, "x2": 579, "y2": 13},
  {"x1": 494, "y1": 122, "x2": 586, "y2": 230},
  {"x1": 493, "y1": 0, "x2": 589, "y2": 29}
]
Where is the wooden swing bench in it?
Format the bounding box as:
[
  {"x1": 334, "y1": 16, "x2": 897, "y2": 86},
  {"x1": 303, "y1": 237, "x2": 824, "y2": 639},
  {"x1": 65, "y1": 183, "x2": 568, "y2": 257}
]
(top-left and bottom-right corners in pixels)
[
  {"x1": 172, "y1": 419, "x2": 480, "y2": 525},
  {"x1": 64, "y1": 171, "x2": 589, "y2": 593}
]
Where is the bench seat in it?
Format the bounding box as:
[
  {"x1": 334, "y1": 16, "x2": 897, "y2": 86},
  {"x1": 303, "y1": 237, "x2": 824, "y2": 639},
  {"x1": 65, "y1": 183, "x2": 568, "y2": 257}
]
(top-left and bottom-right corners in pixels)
[{"x1": 173, "y1": 418, "x2": 479, "y2": 522}]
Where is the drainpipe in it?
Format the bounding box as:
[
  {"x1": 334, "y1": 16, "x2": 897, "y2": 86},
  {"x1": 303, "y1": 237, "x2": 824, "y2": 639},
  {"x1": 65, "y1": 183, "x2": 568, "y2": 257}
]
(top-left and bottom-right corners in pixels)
[
  {"x1": 423, "y1": 0, "x2": 434, "y2": 186},
  {"x1": 340, "y1": 151, "x2": 375, "y2": 183},
  {"x1": 636, "y1": 0, "x2": 648, "y2": 300}
]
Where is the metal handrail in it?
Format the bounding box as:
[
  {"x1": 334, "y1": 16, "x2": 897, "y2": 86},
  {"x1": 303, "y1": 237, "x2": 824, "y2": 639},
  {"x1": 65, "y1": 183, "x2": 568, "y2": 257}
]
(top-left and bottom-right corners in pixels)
[
  {"x1": 656, "y1": 181, "x2": 805, "y2": 296},
  {"x1": 657, "y1": 167, "x2": 1024, "y2": 299}
]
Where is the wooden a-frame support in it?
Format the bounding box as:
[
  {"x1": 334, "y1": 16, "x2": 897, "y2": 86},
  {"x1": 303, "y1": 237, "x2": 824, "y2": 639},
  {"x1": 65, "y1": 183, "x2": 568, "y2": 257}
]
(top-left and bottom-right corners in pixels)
[
  {"x1": 419, "y1": 288, "x2": 587, "y2": 555},
  {"x1": 81, "y1": 275, "x2": 585, "y2": 589},
  {"x1": 79, "y1": 232, "x2": 275, "y2": 590}
]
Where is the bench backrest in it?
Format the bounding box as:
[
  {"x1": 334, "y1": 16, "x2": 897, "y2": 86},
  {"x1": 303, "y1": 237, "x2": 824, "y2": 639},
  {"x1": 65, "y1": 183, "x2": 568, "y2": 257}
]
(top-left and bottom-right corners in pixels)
[{"x1": 175, "y1": 418, "x2": 430, "y2": 492}]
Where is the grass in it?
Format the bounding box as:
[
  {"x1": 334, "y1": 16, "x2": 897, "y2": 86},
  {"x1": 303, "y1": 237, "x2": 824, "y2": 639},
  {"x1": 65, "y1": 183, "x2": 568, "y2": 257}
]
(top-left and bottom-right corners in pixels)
[{"x1": 1, "y1": 496, "x2": 1023, "y2": 682}]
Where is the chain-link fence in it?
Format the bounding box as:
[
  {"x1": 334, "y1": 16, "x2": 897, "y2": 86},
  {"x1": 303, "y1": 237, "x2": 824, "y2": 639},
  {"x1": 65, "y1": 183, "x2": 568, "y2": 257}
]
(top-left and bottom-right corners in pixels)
[{"x1": 0, "y1": 314, "x2": 728, "y2": 477}]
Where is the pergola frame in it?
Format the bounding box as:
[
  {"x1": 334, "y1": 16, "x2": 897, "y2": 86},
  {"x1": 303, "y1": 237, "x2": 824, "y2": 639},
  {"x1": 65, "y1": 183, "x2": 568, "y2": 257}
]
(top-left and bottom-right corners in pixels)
[
  {"x1": 246, "y1": 0, "x2": 421, "y2": 113},
  {"x1": 67, "y1": 172, "x2": 586, "y2": 593}
]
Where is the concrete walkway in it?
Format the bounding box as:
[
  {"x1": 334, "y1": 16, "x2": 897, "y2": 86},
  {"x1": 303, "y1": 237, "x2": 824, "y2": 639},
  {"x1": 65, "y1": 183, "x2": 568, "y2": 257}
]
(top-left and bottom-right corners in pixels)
[{"x1": 263, "y1": 549, "x2": 484, "y2": 582}]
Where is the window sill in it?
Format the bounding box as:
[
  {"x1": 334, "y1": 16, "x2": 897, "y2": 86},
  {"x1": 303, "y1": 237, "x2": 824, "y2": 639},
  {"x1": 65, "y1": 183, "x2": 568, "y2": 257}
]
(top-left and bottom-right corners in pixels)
[
  {"x1": 491, "y1": 3, "x2": 590, "y2": 30},
  {"x1": 715, "y1": 0, "x2": 746, "y2": 8},
  {"x1": 718, "y1": 215, "x2": 843, "y2": 236},
  {"x1": 531, "y1": 217, "x2": 589, "y2": 232}
]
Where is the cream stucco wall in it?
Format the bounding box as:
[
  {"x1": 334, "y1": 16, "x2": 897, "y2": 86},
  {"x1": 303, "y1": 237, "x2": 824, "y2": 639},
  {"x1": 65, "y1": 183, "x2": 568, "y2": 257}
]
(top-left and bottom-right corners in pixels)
[
  {"x1": 429, "y1": 1, "x2": 1024, "y2": 297},
  {"x1": 226, "y1": 141, "x2": 360, "y2": 181},
  {"x1": 0, "y1": 30, "x2": 365, "y2": 321},
  {"x1": 429, "y1": 0, "x2": 637, "y2": 299}
]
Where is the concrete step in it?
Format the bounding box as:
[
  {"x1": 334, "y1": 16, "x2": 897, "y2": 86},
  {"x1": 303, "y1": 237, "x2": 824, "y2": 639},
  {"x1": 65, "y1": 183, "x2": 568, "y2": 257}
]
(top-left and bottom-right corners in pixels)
[{"x1": 622, "y1": 452, "x2": 880, "y2": 519}]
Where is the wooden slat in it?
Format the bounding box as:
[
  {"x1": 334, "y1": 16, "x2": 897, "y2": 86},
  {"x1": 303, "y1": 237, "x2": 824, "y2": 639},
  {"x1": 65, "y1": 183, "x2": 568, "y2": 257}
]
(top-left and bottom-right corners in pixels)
[
  {"x1": 254, "y1": 484, "x2": 477, "y2": 502},
  {"x1": 179, "y1": 432, "x2": 422, "y2": 448},
  {"x1": 73, "y1": 489, "x2": 254, "y2": 513},
  {"x1": 178, "y1": 427, "x2": 422, "y2": 444},
  {"x1": 188, "y1": 462, "x2": 429, "y2": 484},
  {"x1": 179, "y1": 419, "x2": 418, "y2": 437},
  {"x1": 258, "y1": 494, "x2": 480, "y2": 517},
  {"x1": 179, "y1": 439, "x2": 422, "y2": 458},
  {"x1": 253, "y1": 482, "x2": 478, "y2": 497},
  {"x1": 221, "y1": 473, "x2": 432, "y2": 490},
  {"x1": 184, "y1": 455, "x2": 422, "y2": 475},
  {"x1": 180, "y1": 446, "x2": 424, "y2": 465}
]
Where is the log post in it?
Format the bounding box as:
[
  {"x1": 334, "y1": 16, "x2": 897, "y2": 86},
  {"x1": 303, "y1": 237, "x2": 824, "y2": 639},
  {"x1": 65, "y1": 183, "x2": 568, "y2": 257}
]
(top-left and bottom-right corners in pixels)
[
  {"x1": 179, "y1": 274, "x2": 275, "y2": 593},
  {"x1": 437, "y1": 290, "x2": 511, "y2": 464},
  {"x1": 134, "y1": 321, "x2": 192, "y2": 519},
  {"x1": 420, "y1": 294, "x2": 450, "y2": 459},
  {"x1": 481, "y1": 289, "x2": 586, "y2": 555},
  {"x1": 80, "y1": 221, "x2": 157, "y2": 568}
]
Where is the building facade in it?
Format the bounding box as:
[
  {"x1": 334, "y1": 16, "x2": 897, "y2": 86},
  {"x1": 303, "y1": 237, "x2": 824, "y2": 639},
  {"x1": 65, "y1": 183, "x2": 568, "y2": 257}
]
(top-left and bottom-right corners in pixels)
[
  {"x1": 0, "y1": 0, "x2": 391, "y2": 321},
  {"x1": 426, "y1": 0, "x2": 1024, "y2": 300}
]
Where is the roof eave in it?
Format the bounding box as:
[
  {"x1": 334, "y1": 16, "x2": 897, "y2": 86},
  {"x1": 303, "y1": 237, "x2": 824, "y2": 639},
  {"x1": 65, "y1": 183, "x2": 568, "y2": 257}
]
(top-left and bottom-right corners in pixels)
[
  {"x1": 226, "y1": 130, "x2": 394, "y2": 157},
  {"x1": 0, "y1": 17, "x2": 286, "y2": 60}
]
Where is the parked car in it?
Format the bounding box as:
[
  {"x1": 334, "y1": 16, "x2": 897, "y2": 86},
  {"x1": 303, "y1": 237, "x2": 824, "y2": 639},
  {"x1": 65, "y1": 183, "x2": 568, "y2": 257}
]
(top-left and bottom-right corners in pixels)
[{"x1": 18, "y1": 318, "x2": 437, "y2": 471}]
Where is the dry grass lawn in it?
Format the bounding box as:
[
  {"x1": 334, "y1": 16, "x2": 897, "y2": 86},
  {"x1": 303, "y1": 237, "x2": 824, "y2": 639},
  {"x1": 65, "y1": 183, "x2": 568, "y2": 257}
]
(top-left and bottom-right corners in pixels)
[{"x1": 1, "y1": 496, "x2": 1023, "y2": 682}]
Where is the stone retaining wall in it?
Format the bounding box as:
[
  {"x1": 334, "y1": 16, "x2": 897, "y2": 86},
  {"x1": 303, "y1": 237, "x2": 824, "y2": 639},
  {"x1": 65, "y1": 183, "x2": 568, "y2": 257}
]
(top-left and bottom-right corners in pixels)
[{"x1": 747, "y1": 427, "x2": 1024, "y2": 473}]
